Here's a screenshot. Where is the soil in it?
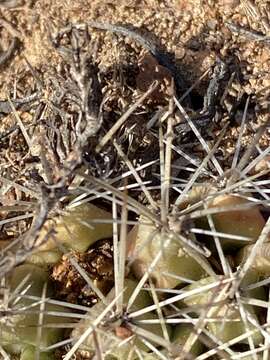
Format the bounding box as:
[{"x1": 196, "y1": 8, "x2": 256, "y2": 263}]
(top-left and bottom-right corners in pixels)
[
  {"x1": 0, "y1": 0, "x2": 269, "y2": 191},
  {"x1": 51, "y1": 238, "x2": 114, "y2": 307}
]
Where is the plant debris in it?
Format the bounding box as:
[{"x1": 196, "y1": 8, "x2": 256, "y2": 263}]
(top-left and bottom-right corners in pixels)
[
  {"x1": 51, "y1": 239, "x2": 114, "y2": 307},
  {"x1": 0, "y1": 1, "x2": 270, "y2": 359}
]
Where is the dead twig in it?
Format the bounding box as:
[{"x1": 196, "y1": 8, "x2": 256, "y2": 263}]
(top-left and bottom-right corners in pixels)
[
  {"x1": 52, "y1": 21, "x2": 188, "y2": 95},
  {"x1": 226, "y1": 22, "x2": 270, "y2": 45},
  {"x1": 0, "y1": 16, "x2": 22, "y2": 67},
  {"x1": 0, "y1": 37, "x2": 20, "y2": 67},
  {"x1": 96, "y1": 80, "x2": 159, "y2": 152}
]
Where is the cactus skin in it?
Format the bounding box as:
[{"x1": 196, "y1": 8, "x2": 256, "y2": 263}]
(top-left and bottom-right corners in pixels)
[
  {"x1": 20, "y1": 346, "x2": 55, "y2": 360},
  {"x1": 71, "y1": 278, "x2": 171, "y2": 359},
  {"x1": 30, "y1": 203, "x2": 113, "y2": 266},
  {"x1": 184, "y1": 187, "x2": 267, "y2": 252},
  {"x1": 236, "y1": 243, "x2": 270, "y2": 276},
  {"x1": 171, "y1": 324, "x2": 204, "y2": 357},
  {"x1": 128, "y1": 216, "x2": 207, "y2": 289},
  {"x1": 1, "y1": 264, "x2": 73, "y2": 357},
  {"x1": 178, "y1": 276, "x2": 263, "y2": 346}
]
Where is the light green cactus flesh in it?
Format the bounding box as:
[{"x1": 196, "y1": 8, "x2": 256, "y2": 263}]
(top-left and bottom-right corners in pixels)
[
  {"x1": 71, "y1": 278, "x2": 171, "y2": 359},
  {"x1": 20, "y1": 346, "x2": 54, "y2": 360},
  {"x1": 128, "y1": 216, "x2": 207, "y2": 289},
  {"x1": 1, "y1": 264, "x2": 73, "y2": 358},
  {"x1": 171, "y1": 323, "x2": 204, "y2": 357},
  {"x1": 2, "y1": 197, "x2": 267, "y2": 360},
  {"x1": 26, "y1": 248, "x2": 63, "y2": 267},
  {"x1": 191, "y1": 191, "x2": 267, "y2": 252},
  {"x1": 27, "y1": 203, "x2": 114, "y2": 266},
  {"x1": 236, "y1": 243, "x2": 270, "y2": 276},
  {"x1": 179, "y1": 276, "x2": 263, "y2": 345},
  {"x1": 136, "y1": 323, "x2": 205, "y2": 360}
]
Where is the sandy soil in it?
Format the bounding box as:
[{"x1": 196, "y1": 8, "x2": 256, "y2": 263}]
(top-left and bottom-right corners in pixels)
[{"x1": 0, "y1": 0, "x2": 269, "y2": 279}]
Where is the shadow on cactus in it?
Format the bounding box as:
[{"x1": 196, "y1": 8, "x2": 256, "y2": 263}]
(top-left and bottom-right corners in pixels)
[{"x1": 1, "y1": 93, "x2": 269, "y2": 360}]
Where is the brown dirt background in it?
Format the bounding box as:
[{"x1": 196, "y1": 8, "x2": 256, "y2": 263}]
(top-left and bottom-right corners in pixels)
[
  {"x1": 1, "y1": 0, "x2": 270, "y2": 149},
  {"x1": 1, "y1": 0, "x2": 270, "y2": 91}
]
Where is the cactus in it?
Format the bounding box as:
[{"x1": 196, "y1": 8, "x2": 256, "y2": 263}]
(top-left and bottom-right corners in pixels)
[
  {"x1": 1, "y1": 10, "x2": 270, "y2": 360},
  {"x1": 1, "y1": 114, "x2": 269, "y2": 360},
  {"x1": 71, "y1": 278, "x2": 170, "y2": 359},
  {"x1": 127, "y1": 215, "x2": 208, "y2": 289},
  {"x1": 1, "y1": 264, "x2": 74, "y2": 359}
]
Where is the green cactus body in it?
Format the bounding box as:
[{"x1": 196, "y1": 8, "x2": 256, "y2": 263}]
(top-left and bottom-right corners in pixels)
[
  {"x1": 128, "y1": 216, "x2": 207, "y2": 289},
  {"x1": 171, "y1": 323, "x2": 204, "y2": 357},
  {"x1": 179, "y1": 276, "x2": 263, "y2": 345},
  {"x1": 29, "y1": 203, "x2": 113, "y2": 266},
  {"x1": 185, "y1": 187, "x2": 266, "y2": 252},
  {"x1": 1, "y1": 264, "x2": 73, "y2": 356},
  {"x1": 71, "y1": 278, "x2": 171, "y2": 359},
  {"x1": 236, "y1": 243, "x2": 270, "y2": 276},
  {"x1": 26, "y1": 249, "x2": 62, "y2": 267},
  {"x1": 20, "y1": 345, "x2": 55, "y2": 360}
]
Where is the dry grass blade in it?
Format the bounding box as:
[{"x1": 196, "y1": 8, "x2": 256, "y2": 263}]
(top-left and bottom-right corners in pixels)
[
  {"x1": 149, "y1": 279, "x2": 170, "y2": 344},
  {"x1": 0, "y1": 346, "x2": 10, "y2": 360},
  {"x1": 235, "y1": 292, "x2": 258, "y2": 360},
  {"x1": 92, "y1": 330, "x2": 104, "y2": 360},
  {"x1": 75, "y1": 170, "x2": 160, "y2": 224},
  {"x1": 196, "y1": 327, "x2": 261, "y2": 360},
  {"x1": 189, "y1": 228, "x2": 253, "y2": 242},
  {"x1": 113, "y1": 140, "x2": 158, "y2": 210},
  {"x1": 112, "y1": 195, "x2": 120, "y2": 313},
  {"x1": 174, "y1": 124, "x2": 227, "y2": 207},
  {"x1": 0, "y1": 176, "x2": 40, "y2": 198},
  {"x1": 231, "y1": 96, "x2": 250, "y2": 170},
  {"x1": 129, "y1": 324, "x2": 171, "y2": 350},
  {"x1": 241, "y1": 145, "x2": 270, "y2": 177},
  {"x1": 68, "y1": 254, "x2": 108, "y2": 305},
  {"x1": 96, "y1": 80, "x2": 159, "y2": 152},
  {"x1": 8, "y1": 273, "x2": 31, "y2": 305},
  {"x1": 63, "y1": 293, "x2": 121, "y2": 360},
  {"x1": 242, "y1": 176, "x2": 270, "y2": 201},
  {"x1": 7, "y1": 95, "x2": 32, "y2": 151},
  {"x1": 0, "y1": 213, "x2": 34, "y2": 227},
  {"x1": 205, "y1": 205, "x2": 230, "y2": 276},
  {"x1": 116, "y1": 184, "x2": 128, "y2": 314},
  {"x1": 233, "y1": 120, "x2": 270, "y2": 179},
  {"x1": 174, "y1": 96, "x2": 224, "y2": 177},
  {"x1": 158, "y1": 124, "x2": 166, "y2": 224},
  {"x1": 186, "y1": 198, "x2": 269, "y2": 221},
  {"x1": 35, "y1": 282, "x2": 47, "y2": 360},
  {"x1": 179, "y1": 282, "x2": 232, "y2": 360},
  {"x1": 178, "y1": 169, "x2": 270, "y2": 220},
  {"x1": 162, "y1": 108, "x2": 174, "y2": 222},
  {"x1": 162, "y1": 138, "x2": 202, "y2": 169},
  {"x1": 126, "y1": 233, "x2": 171, "y2": 312}
]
